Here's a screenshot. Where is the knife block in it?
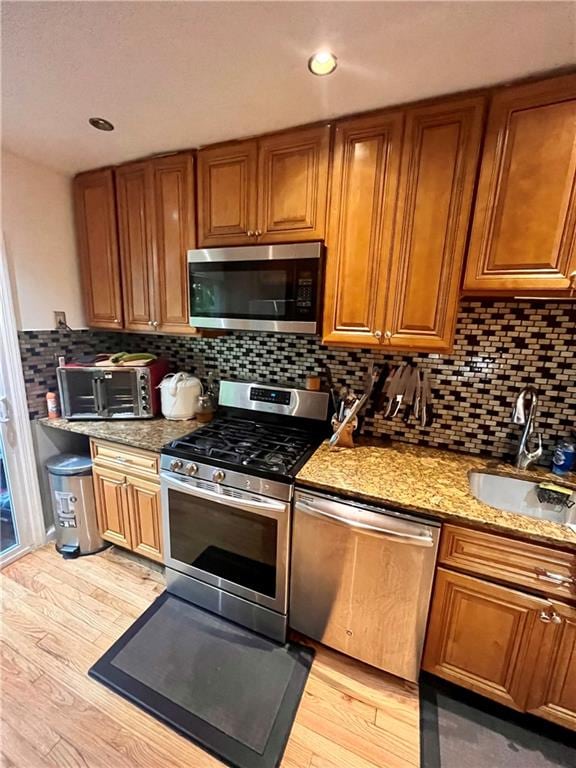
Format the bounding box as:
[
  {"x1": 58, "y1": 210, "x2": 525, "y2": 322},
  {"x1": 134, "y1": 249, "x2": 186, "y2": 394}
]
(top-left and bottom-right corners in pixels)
[{"x1": 330, "y1": 420, "x2": 356, "y2": 449}]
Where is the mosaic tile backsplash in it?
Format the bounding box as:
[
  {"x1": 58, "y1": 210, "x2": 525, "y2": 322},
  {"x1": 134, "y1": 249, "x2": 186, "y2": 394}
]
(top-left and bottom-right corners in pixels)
[{"x1": 18, "y1": 300, "x2": 575, "y2": 464}]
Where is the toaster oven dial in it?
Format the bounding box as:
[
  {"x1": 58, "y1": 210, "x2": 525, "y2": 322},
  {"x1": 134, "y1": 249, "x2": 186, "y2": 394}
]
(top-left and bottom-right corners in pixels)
[
  {"x1": 170, "y1": 459, "x2": 184, "y2": 472},
  {"x1": 185, "y1": 463, "x2": 198, "y2": 476},
  {"x1": 212, "y1": 469, "x2": 225, "y2": 483}
]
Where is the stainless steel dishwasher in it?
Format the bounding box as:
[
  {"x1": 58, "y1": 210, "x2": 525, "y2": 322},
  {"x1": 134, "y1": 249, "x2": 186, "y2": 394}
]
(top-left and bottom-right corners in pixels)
[{"x1": 290, "y1": 489, "x2": 440, "y2": 682}]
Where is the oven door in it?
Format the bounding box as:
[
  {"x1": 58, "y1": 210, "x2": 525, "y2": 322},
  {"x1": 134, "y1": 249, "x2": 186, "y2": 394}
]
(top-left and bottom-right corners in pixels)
[
  {"x1": 161, "y1": 472, "x2": 290, "y2": 613},
  {"x1": 188, "y1": 242, "x2": 322, "y2": 333}
]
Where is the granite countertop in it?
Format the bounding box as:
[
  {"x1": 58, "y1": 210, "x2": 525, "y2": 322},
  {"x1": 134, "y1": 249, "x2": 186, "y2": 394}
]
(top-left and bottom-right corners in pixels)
[
  {"x1": 39, "y1": 417, "x2": 200, "y2": 453},
  {"x1": 296, "y1": 441, "x2": 576, "y2": 549}
]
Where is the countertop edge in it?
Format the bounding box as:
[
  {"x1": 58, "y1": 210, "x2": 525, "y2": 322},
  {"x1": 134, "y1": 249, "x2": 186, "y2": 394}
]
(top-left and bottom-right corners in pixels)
[{"x1": 295, "y1": 472, "x2": 576, "y2": 552}]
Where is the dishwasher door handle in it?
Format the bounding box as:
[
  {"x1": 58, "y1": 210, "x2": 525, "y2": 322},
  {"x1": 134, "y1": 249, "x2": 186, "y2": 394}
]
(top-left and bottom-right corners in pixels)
[{"x1": 294, "y1": 501, "x2": 435, "y2": 546}]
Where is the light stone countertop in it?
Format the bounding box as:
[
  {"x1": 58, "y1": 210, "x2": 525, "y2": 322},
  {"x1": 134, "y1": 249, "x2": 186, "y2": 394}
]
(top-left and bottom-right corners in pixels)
[{"x1": 296, "y1": 441, "x2": 576, "y2": 549}]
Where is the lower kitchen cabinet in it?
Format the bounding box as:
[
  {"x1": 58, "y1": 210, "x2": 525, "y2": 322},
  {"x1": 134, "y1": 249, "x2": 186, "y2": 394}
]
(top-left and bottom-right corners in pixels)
[
  {"x1": 526, "y1": 600, "x2": 576, "y2": 730},
  {"x1": 422, "y1": 568, "x2": 548, "y2": 710},
  {"x1": 423, "y1": 525, "x2": 576, "y2": 730},
  {"x1": 92, "y1": 465, "x2": 132, "y2": 549},
  {"x1": 92, "y1": 457, "x2": 163, "y2": 563},
  {"x1": 125, "y1": 475, "x2": 163, "y2": 563}
]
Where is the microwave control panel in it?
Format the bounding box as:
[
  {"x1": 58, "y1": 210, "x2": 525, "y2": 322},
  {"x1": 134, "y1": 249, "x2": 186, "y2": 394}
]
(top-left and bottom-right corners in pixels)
[{"x1": 295, "y1": 273, "x2": 314, "y2": 314}]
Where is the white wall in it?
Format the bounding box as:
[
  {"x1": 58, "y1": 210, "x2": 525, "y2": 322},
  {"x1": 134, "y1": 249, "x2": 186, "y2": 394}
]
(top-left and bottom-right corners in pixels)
[{"x1": 1, "y1": 149, "x2": 85, "y2": 330}]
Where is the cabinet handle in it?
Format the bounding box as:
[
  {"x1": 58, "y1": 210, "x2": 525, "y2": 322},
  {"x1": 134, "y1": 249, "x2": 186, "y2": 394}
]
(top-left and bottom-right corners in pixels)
[
  {"x1": 384, "y1": 330, "x2": 392, "y2": 340},
  {"x1": 113, "y1": 318, "x2": 119, "y2": 324},
  {"x1": 148, "y1": 320, "x2": 153, "y2": 326},
  {"x1": 122, "y1": 482, "x2": 130, "y2": 489},
  {"x1": 152, "y1": 320, "x2": 159, "y2": 328},
  {"x1": 374, "y1": 330, "x2": 382, "y2": 339},
  {"x1": 538, "y1": 609, "x2": 563, "y2": 624},
  {"x1": 115, "y1": 455, "x2": 133, "y2": 464},
  {"x1": 534, "y1": 568, "x2": 574, "y2": 587},
  {"x1": 247, "y1": 230, "x2": 254, "y2": 237},
  {"x1": 570, "y1": 271, "x2": 576, "y2": 297},
  {"x1": 255, "y1": 229, "x2": 262, "y2": 237}
]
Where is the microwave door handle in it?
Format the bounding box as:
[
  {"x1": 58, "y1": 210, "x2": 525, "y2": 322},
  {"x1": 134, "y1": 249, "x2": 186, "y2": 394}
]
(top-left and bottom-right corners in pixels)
[
  {"x1": 164, "y1": 475, "x2": 286, "y2": 516},
  {"x1": 93, "y1": 377, "x2": 107, "y2": 417},
  {"x1": 294, "y1": 500, "x2": 435, "y2": 546}
]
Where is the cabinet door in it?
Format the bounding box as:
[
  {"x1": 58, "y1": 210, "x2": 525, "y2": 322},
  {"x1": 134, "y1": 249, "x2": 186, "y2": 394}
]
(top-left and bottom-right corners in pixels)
[
  {"x1": 257, "y1": 126, "x2": 330, "y2": 242},
  {"x1": 92, "y1": 466, "x2": 131, "y2": 548},
  {"x1": 126, "y1": 476, "x2": 163, "y2": 563},
  {"x1": 464, "y1": 74, "x2": 576, "y2": 293},
  {"x1": 73, "y1": 169, "x2": 123, "y2": 329},
  {"x1": 322, "y1": 111, "x2": 404, "y2": 346},
  {"x1": 385, "y1": 97, "x2": 485, "y2": 351},
  {"x1": 152, "y1": 153, "x2": 196, "y2": 333},
  {"x1": 422, "y1": 568, "x2": 550, "y2": 711},
  {"x1": 527, "y1": 600, "x2": 576, "y2": 730},
  {"x1": 197, "y1": 141, "x2": 258, "y2": 246},
  {"x1": 115, "y1": 161, "x2": 156, "y2": 331}
]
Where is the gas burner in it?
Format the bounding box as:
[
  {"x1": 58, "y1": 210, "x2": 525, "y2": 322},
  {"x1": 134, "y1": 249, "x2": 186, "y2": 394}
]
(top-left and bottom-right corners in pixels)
[{"x1": 164, "y1": 414, "x2": 321, "y2": 479}]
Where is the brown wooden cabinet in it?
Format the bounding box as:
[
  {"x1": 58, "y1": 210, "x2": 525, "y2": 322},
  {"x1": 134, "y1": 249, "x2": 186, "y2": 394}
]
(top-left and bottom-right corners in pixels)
[
  {"x1": 422, "y1": 567, "x2": 548, "y2": 710},
  {"x1": 91, "y1": 440, "x2": 163, "y2": 563},
  {"x1": 197, "y1": 126, "x2": 330, "y2": 247},
  {"x1": 92, "y1": 465, "x2": 132, "y2": 549},
  {"x1": 197, "y1": 140, "x2": 258, "y2": 246},
  {"x1": 526, "y1": 600, "x2": 576, "y2": 730},
  {"x1": 464, "y1": 74, "x2": 576, "y2": 294},
  {"x1": 323, "y1": 96, "x2": 485, "y2": 351},
  {"x1": 424, "y1": 525, "x2": 576, "y2": 730},
  {"x1": 115, "y1": 152, "x2": 196, "y2": 334},
  {"x1": 73, "y1": 169, "x2": 123, "y2": 329}
]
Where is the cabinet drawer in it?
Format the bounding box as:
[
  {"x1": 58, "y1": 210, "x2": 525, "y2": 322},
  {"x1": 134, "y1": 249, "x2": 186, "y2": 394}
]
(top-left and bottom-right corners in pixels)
[
  {"x1": 90, "y1": 439, "x2": 159, "y2": 478},
  {"x1": 439, "y1": 525, "x2": 576, "y2": 600}
]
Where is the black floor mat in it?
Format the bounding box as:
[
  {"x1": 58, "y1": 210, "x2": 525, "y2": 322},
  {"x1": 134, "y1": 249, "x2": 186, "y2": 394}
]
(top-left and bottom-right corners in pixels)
[
  {"x1": 89, "y1": 592, "x2": 313, "y2": 768},
  {"x1": 420, "y1": 674, "x2": 576, "y2": 768}
]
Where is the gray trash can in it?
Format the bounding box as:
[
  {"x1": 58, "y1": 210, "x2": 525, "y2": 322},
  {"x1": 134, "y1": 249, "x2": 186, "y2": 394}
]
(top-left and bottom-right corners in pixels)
[{"x1": 46, "y1": 454, "x2": 108, "y2": 559}]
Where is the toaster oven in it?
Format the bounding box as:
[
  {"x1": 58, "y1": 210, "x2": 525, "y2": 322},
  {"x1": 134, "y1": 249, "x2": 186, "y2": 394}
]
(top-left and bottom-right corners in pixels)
[{"x1": 57, "y1": 360, "x2": 169, "y2": 420}]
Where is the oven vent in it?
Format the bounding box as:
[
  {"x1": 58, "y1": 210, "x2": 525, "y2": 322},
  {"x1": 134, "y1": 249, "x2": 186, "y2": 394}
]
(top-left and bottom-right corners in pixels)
[{"x1": 195, "y1": 480, "x2": 253, "y2": 502}]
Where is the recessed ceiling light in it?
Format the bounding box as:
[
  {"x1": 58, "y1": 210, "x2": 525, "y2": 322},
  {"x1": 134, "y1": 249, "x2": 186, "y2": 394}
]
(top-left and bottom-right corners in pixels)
[
  {"x1": 89, "y1": 117, "x2": 114, "y2": 131},
  {"x1": 307, "y1": 51, "x2": 337, "y2": 77}
]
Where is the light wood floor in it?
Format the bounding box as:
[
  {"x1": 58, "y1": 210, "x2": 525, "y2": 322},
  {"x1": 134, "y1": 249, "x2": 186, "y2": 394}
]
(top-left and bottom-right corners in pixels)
[{"x1": 0, "y1": 544, "x2": 420, "y2": 768}]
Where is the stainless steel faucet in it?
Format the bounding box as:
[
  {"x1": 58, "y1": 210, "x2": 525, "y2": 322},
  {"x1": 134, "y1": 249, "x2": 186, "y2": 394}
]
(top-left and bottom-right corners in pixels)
[{"x1": 511, "y1": 386, "x2": 543, "y2": 470}]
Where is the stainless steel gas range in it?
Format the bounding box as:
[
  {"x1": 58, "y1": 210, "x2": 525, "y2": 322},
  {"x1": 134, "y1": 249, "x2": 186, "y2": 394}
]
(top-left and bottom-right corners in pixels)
[{"x1": 160, "y1": 380, "x2": 329, "y2": 642}]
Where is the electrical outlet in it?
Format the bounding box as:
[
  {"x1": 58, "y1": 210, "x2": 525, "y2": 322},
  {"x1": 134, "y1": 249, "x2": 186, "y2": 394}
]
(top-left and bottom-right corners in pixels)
[{"x1": 54, "y1": 311, "x2": 67, "y2": 329}]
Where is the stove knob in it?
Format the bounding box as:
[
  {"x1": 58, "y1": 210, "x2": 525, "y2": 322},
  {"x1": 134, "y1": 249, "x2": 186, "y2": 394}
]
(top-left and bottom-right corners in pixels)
[
  {"x1": 170, "y1": 459, "x2": 184, "y2": 472},
  {"x1": 185, "y1": 463, "x2": 198, "y2": 476},
  {"x1": 212, "y1": 469, "x2": 225, "y2": 483}
]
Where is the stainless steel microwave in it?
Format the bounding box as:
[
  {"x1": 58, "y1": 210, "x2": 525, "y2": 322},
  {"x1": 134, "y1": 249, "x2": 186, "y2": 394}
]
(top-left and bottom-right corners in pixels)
[{"x1": 187, "y1": 242, "x2": 323, "y2": 333}]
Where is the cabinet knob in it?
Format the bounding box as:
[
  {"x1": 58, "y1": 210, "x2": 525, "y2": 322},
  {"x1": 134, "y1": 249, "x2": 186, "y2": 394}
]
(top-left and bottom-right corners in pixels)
[
  {"x1": 113, "y1": 318, "x2": 119, "y2": 324},
  {"x1": 570, "y1": 270, "x2": 576, "y2": 297},
  {"x1": 247, "y1": 230, "x2": 254, "y2": 237},
  {"x1": 148, "y1": 320, "x2": 153, "y2": 326},
  {"x1": 374, "y1": 330, "x2": 382, "y2": 339},
  {"x1": 255, "y1": 229, "x2": 262, "y2": 237},
  {"x1": 152, "y1": 320, "x2": 159, "y2": 328},
  {"x1": 538, "y1": 610, "x2": 552, "y2": 623},
  {"x1": 384, "y1": 330, "x2": 392, "y2": 340}
]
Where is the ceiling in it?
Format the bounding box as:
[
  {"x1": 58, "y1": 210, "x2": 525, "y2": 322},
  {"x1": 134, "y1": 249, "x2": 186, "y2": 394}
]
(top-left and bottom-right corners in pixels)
[{"x1": 2, "y1": 1, "x2": 575, "y2": 175}]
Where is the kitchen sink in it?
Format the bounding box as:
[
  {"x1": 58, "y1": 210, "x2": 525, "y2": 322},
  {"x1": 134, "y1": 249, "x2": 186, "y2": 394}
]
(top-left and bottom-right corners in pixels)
[{"x1": 468, "y1": 471, "x2": 576, "y2": 527}]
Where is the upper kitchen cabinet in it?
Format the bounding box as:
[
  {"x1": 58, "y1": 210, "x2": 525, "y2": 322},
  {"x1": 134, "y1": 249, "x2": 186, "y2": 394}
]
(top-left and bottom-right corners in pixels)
[
  {"x1": 197, "y1": 140, "x2": 258, "y2": 246},
  {"x1": 73, "y1": 169, "x2": 123, "y2": 329},
  {"x1": 385, "y1": 97, "x2": 485, "y2": 349},
  {"x1": 324, "y1": 95, "x2": 485, "y2": 351},
  {"x1": 115, "y1": 152, "x2": 197, "y2": 334},
  {"x1": 257, "y1": 126, "x2": 330, "y2": 243},
  {"x1": 464, "y1": 74, "x2": 576, "y2": 293},
  {"x1": 115, "y1": 160, "x2": 156, "y2": 332},
  {"x1": 322, "y1": 111, "x2": 404, "y2": 347},
  {"x1": 196, "y1": 125, "x2": 330, "y2": 247}
]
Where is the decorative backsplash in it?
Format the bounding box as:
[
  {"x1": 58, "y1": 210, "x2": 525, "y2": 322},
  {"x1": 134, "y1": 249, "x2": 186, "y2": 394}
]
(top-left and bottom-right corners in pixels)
[{"x1": 18, "y1": 300, "x2": 575, "y2": 464}]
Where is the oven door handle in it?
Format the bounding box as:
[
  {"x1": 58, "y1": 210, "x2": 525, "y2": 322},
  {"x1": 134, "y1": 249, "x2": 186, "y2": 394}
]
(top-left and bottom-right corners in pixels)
[{"x1": 163, "y1": 474, "x2": 287, "y2": 515}]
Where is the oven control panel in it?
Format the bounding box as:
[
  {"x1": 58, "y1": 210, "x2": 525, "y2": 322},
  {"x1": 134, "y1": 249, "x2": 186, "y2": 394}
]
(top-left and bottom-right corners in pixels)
[{"x1": 250, "y1": 387, "x2": 292, "y2": 406}]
